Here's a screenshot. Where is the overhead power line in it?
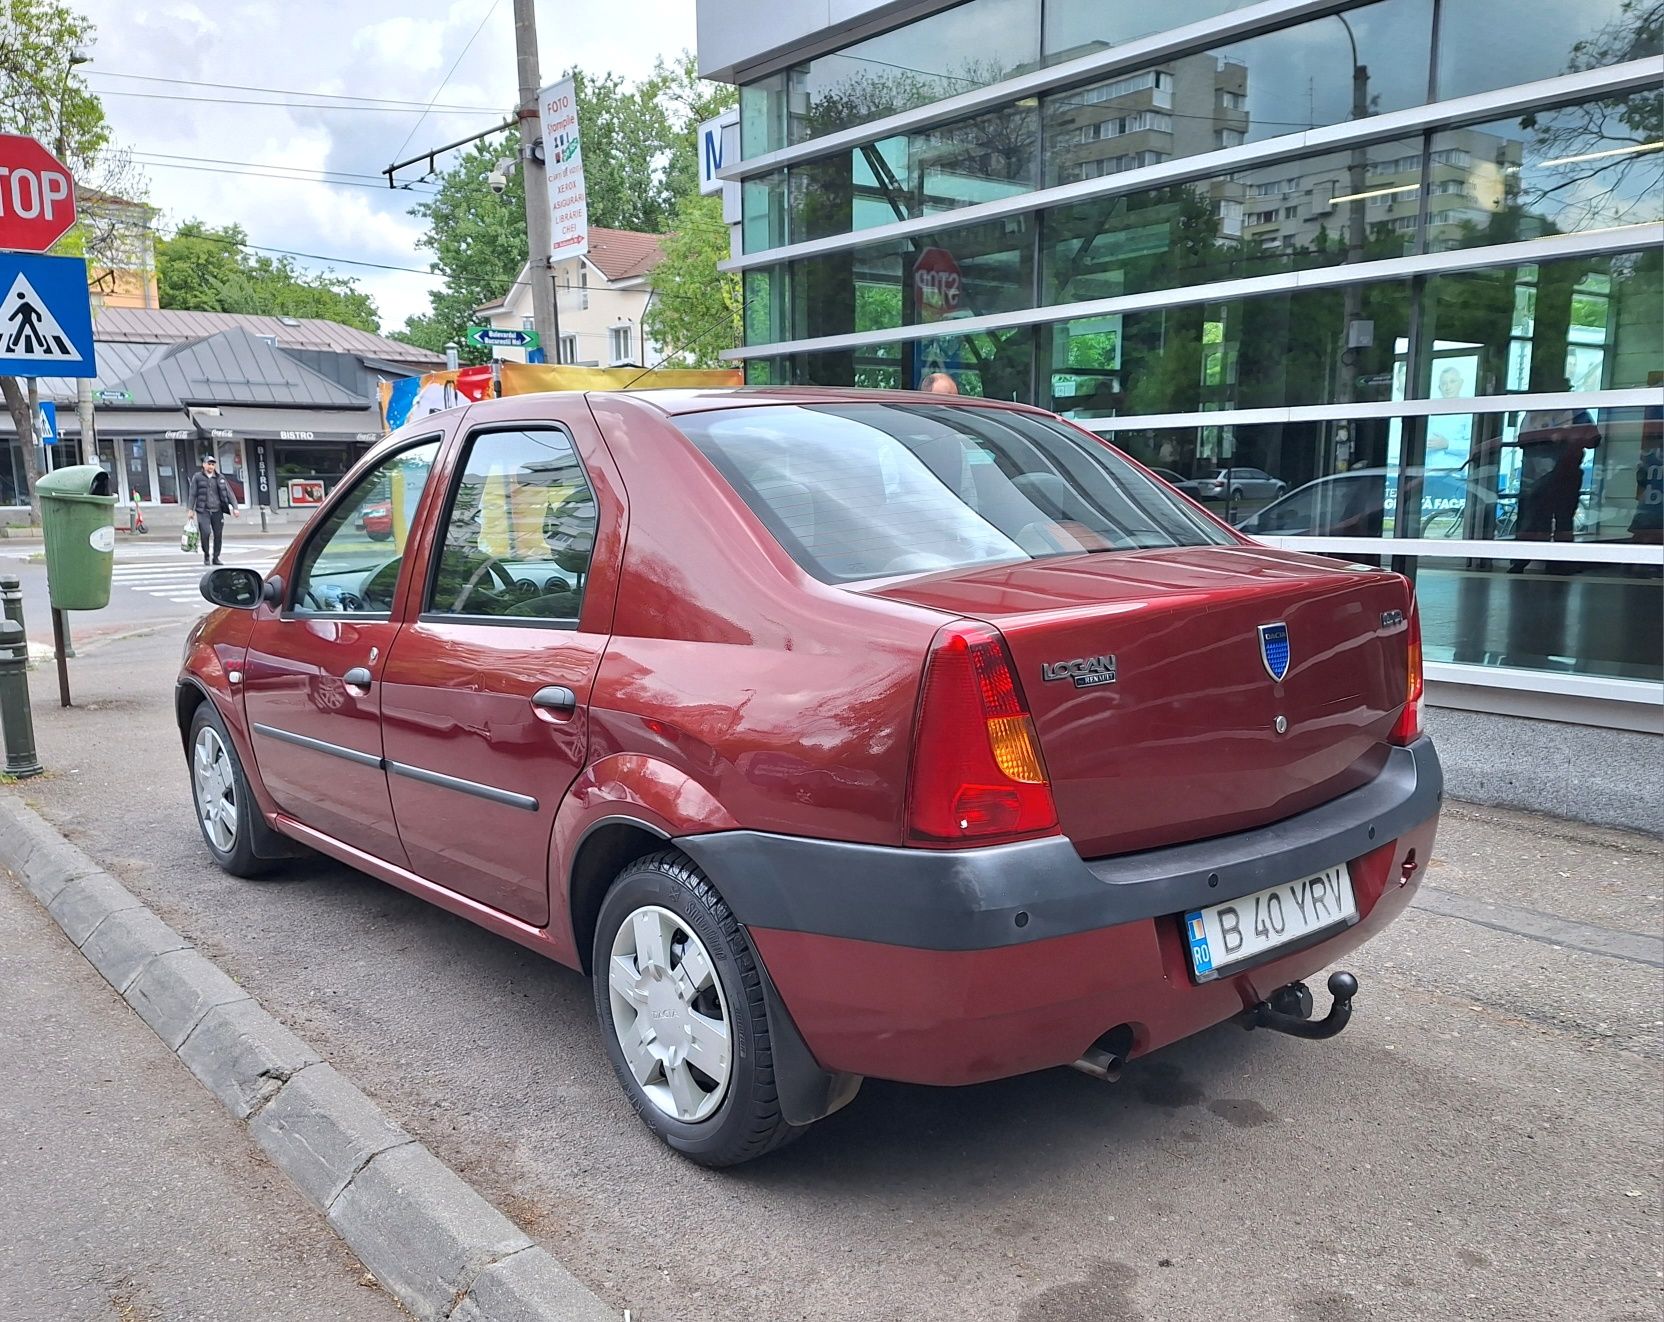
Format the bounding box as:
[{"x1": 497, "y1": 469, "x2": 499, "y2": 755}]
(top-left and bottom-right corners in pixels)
[
  {"x1": 132, "y1": 156, "x2": 437, "y2": 193},
  {"x1": 392, "y1": 0, "x2": 504, "y2": 163},
  {"x1": 93, "y1": 88, "x2": 504, "y2": 115},
  {"x1": 130, "y1": 149, "x2": 437, "y2": 191},
  {"x1": 89, "y1": 69, "x2": 502, "y2": 112}
]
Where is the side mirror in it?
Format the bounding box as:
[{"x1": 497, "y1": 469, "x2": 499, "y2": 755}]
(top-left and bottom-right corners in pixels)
[{"x1": 200, "y1": 566, "x2": 267, "y2": 610}]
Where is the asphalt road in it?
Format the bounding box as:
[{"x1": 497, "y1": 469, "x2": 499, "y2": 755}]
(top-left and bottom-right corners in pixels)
[{"x1": 7, "y1": 625, "x2": 1661, "y2": 1322}]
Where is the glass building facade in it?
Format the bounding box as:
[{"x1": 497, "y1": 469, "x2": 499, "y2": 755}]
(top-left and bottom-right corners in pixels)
[{"x1": 711, "y1": 0, "x2": 1664, "y2": 713}]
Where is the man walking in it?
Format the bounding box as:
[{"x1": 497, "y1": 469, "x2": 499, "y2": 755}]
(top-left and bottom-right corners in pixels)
[{"x1": 186, "y1": 454, "x2": 238, "y2": 566}]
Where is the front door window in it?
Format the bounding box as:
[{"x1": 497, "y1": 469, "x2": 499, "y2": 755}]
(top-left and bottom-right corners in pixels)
[{"x1": 291, "y1": 440, "x2": 441, "y2": 615}]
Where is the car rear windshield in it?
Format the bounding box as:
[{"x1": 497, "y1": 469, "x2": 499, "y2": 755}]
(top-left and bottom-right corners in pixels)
[{"x1": 674, "y1": 402, "x2": 1232, "y2": 584}]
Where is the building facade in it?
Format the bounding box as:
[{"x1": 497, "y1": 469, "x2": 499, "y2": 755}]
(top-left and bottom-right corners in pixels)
[
  {"x1": 1, "y1": 309, "x2": 442, "y2": 524},
  {"x1": 472, "y1": 227, "x2": 667, "y2": 368},
  {"x1": 700, "y1": 0, "x2": 1664, "y2": 750}
]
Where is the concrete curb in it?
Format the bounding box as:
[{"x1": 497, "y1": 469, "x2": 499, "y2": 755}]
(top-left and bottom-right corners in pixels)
[{"x1": 0, "y1": 793, "x2": 617, "y2": 1322}]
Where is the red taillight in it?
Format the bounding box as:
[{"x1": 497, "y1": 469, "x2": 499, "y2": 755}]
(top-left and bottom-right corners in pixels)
[
  {"x1": 907, "y1": 623, "x2": 1058, "y2": 845},
  {"x1": 1390, "y1": 599, "x2": 1424, "y2": 745}
]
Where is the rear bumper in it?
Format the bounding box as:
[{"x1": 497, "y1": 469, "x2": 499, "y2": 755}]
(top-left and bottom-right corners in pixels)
[{"x1": 679, "y1": 738, "x2": 1441, "y2": 1086}]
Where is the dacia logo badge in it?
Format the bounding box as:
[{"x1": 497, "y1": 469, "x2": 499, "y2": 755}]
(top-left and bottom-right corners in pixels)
[
  {"x1": 1041, "y1": 655, "x2": 1117, "y2": 689},
  {"x1": 1258, "y1": 622, "x2": 1291, "y2": 683}
]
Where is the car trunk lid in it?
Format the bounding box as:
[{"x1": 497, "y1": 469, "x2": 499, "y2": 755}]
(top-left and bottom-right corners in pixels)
[{"x1": 864, "y1": 544, "x2": 1414, "y2": 857}]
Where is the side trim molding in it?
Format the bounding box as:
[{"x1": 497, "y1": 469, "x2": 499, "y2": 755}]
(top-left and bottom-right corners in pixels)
[
  {"x1": 387, "y1": 760, "x2": 541, "y2": 812},
  {"x1": 251, "y1": 723, "x2": 384, "y2": 769}
]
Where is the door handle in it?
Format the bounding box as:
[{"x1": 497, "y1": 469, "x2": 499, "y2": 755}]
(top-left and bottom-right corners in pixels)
[
  {"x1": 342, "y1": 666, "x2": 373, "y2": 689},
  {"x1": 531, "y1": 685, "x2": 577, "y2": 711}
]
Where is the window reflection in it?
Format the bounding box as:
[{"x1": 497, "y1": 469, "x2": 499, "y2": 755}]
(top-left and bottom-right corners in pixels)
[
  {"x1": 1417, "y1": 248, "x2": 1663, "y2": 397},
  {"x1": 1041, "y1": 0, "x2": 1434, "y2": 187},
  {"x1": 770, "y1": 102, "x2": 1039, "y2": 246},
  {"x1": 1418, "y1": 555, "x2": 1662, "y2": 683},
  {"x1": 1044, "y1": 135, "x2": 1424, "y2": 306},
  {"x1": 1042, "y1": 0, "x2": 1259, "y2": 64},
  {"x1": 1435, "y1": 0, "x2": 1664, "y2": 101},
  {"x1": 741, "y1": 0, "x2": 1041, "y2": 155},
  {"x1": 1428, "y1": 93, "x2": 1664, "y2": 249}
]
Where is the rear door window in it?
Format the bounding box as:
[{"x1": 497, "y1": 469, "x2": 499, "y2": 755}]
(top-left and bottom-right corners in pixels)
[{"x1": 674, "y1": 402, "x2": 1231, "y2": 583}]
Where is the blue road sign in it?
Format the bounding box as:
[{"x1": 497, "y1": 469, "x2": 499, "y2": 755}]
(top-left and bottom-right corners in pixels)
[
  {"x1": 0, "y1": 252, "x2": 96, "y2": 379},
  {"x1": 36, "y1": 400, "x2": 57, "y2": 445}
]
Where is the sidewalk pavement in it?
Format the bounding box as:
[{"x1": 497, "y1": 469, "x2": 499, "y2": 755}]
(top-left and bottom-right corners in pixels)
[{"x1": 0, "y1": 869, "x2": 408, "y2": 1322}]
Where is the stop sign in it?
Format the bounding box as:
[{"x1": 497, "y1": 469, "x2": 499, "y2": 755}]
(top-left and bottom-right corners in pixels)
[
  {"x1": 0, "y1": 135, "x2": 77, "y2": 254},
  {"x1": 912, "y1": 247, "x2": 962, "y2": 323}
]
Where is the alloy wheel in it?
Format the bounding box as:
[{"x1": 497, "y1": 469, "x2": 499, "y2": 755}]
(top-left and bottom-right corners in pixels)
[
  {"x1": 193, "y1": 725, "x2": 238, "y2": 853},
  {"x1": 607, "y1": 904, "x2": 733, "y2": 1123}
]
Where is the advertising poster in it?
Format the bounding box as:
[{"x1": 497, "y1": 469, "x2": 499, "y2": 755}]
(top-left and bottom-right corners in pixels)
[{"x1": 540, "y1": 77, "x2": 590, "y2": 261}]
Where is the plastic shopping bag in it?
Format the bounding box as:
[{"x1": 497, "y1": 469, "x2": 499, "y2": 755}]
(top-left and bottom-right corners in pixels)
[{"x1": 181, "y1": 518, "x2": 199, "y2": 554}]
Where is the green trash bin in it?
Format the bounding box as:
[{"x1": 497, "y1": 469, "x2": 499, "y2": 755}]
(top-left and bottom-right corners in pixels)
[{"x1": 37, "y1": 465, "x2": 116, "y2": 611}]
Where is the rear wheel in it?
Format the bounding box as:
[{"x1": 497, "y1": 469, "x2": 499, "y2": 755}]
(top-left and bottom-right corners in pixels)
[
  {"x1": 187, "y1": 704, "x2": 270, "y2": 878},
  {"x1": 592, "y1": 851, "x2": 803, "y2": 1166}
]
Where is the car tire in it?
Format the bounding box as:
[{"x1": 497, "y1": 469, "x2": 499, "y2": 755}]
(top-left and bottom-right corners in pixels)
[
  {"x1": 1231, "y1": 486, "x2": 1245, "y2": 501},
  {"x1": 186, "y1": 703, "x2": 271, "y2": 879},
  {"x1": 365, "y1": 527, "x2": 392, "y2": 542},
  {"x1": 592, "y1": 850, "x2": 805, "y2": 1167}
]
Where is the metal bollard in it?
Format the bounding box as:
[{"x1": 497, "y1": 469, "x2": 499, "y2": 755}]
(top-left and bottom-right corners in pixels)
[
  {"x1": 0, "y1": 573, "x2": 21, "y2": 635},
  {"x1": 0, "y1": 619, "x2": 43, "y2": 778}
]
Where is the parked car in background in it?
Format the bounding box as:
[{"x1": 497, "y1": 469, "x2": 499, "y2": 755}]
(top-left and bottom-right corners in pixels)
[
  {"x1": 1179, "y1": 467, "x2": 1286, "y2": 501},
  {"x1": 1238, "y1": 468, "x2": 1496, "y2": 539},
  {"x1": 358, "y1": 500, "x2": 393, "y2": 541},
  {"x1": 179, "y1": 388, "x2": 1439, "y2": 1166},
  {"x1": 1147, "y1": 466, "x2": 1187, "y2": 487}
]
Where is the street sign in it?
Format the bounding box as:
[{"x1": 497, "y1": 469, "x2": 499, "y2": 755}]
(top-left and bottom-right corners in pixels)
[
  {"x1": 697, "y1": 109, "x2": 740, "y2": 197},
  {"x1": 466, "y1": 325, "x2": 541, "y2": 350},
  {"x1": 0, "y1": 135, "x2": 77, "y2": 253},
  {"x1": 912, "y1": 247, "x2": 963, "y2": 323},
  {"x1": 0, "y1": 252, "x2": 96, "y2": 377},
  {"x1": 95, "y1": 387, "x2": 133, "y2": 403},
  {"x1": 538, "y1": 77, "x2": 590, "y2": 261},
  {"x1": 35, "y1": 400, "x2": 57, "y2": 445}
]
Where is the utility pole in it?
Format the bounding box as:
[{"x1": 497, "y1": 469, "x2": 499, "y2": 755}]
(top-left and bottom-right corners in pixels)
[{"x1": 513, "y1": 0, "x2": 561, "y2": 358}]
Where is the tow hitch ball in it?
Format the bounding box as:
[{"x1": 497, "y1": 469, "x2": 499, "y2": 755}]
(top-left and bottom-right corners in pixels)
[{"x1": 1243, "y1": 971, "x2": 1359, "y2": 1040}]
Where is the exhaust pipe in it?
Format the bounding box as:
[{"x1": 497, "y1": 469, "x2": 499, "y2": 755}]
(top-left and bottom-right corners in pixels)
[
  {"x1": 1071, "y1": 1024, "x2": 1134, "y2": 1081},
  {"x1": 1243, "y1": 971, "x2": 1358, "y2": 1040}
]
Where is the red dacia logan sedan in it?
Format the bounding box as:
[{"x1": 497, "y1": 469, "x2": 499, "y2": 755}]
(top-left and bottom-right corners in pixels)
[{"x1": 181, "y1": 389, "x2": 1440, "y2": 1165}]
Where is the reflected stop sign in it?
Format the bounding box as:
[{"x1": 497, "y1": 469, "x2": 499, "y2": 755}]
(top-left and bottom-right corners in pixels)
[
  {"x1": 912, "y1": 247, "x2": 962, "y2": 323},
  {"x1": 0, "y1": 135, "x2": 77, "y2": 253}
]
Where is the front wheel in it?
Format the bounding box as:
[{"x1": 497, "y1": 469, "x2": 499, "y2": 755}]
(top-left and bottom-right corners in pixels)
[
  {"x1": 592, "y1": 851, "x2": 804, "y2": 1166},
  {"x1": 187, "y1": 704, "x2": 270, "y2": 878}
]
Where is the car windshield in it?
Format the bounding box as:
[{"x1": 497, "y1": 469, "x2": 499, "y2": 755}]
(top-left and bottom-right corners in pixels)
[{"x1": 674, "y1": 402, "x2": 1232, "y2": 584}]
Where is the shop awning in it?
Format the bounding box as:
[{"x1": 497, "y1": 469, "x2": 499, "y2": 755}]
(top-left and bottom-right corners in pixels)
[
  {"x1": 90, "y1": 410, "x2": 198, "y2": 439},
  {"x1": 190, "y1": 406, "x2": 383, "y2": 443}
]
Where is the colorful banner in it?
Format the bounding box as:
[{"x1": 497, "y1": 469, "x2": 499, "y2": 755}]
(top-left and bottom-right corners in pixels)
[
  {"x1": 498, "y1": 362, "x2": 742, "y2": 395},
  {"x1": 378, "y1": 363, "x2": 744, "y2": 432},
  {"x1": 539, "y1": 76, "x2": 589, "y2": 262}
]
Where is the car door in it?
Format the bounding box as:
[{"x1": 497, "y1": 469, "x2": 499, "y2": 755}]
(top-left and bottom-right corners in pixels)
[
  {"x1": 241, "y1": 437, "x2": 445, "y2": 867},
  {"x1": 377, "y1": 408, "x2": 624, "y2": 925}
]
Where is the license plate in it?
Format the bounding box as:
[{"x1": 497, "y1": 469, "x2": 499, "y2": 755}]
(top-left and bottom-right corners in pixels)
[{"x1": 1185, "y1": 866, "x2": 1355, "y2": 981}]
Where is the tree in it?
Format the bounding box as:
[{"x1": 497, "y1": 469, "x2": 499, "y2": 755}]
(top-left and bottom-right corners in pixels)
[
  {"x1": 393, "y1": 141, "x2": 529, "y2": 360},
  {"x1": 156, "y1": 220, "x2": 380, "y2": 331},
  {"x1": 643, "y1": 193, "x2": 740, "y2": 367},
  {"x1": 398, "y1": 52, "x2": 739, "y2": 365},
  {"x1": 0, "y1": 0, "x2": 119, "y2": 519}
]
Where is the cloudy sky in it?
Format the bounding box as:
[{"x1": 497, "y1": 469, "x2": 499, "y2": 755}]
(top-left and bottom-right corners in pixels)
[{"x1": 77, "y1": 1, "x2": 699, "y2": 332}]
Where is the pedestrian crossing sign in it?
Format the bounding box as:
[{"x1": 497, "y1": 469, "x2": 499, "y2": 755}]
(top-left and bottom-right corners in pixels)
[{"x1": 0, "y1": 252, "x2": 96, "y2": 378}]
